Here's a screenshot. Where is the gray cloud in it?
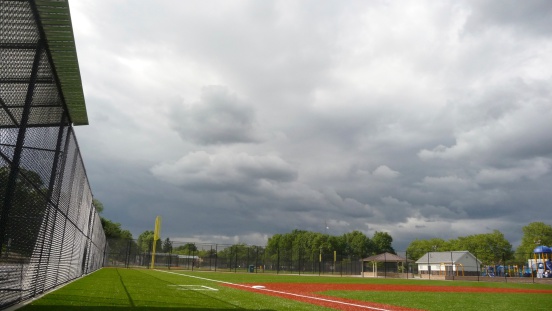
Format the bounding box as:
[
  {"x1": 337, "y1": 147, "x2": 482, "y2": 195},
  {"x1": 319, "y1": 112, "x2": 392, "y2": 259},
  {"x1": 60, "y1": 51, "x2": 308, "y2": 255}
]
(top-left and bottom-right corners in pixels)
[
  {"x1": 464, "y1": 0, "x2": 552, "y2": 36},
  {"x1": 169, "y1": 86, "x2": 261, "y2": 145},
  {"x1": 150, "y1": 151, "x2": 297, "y2": 190},
  {"x1": 71, "y1": 0, "x2": 552, "y2": 251}
]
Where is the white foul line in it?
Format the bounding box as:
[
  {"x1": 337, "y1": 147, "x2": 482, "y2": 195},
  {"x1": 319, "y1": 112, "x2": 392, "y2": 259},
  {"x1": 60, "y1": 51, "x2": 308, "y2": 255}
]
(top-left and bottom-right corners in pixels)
[{"x1": 155, "y1": 270, "x2": 393, "y2": 311}]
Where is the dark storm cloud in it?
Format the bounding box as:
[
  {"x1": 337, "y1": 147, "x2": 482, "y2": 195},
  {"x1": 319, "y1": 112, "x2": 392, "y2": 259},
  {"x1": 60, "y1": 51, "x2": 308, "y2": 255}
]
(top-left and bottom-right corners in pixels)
[
  {"x1": 464, "y1": 0, "x2": 552, "y2": 36},
  {"x1": 169, "y1": 86, "x2": 261, "y2": 145},
  {"x1": 71, "y1": 0, "x2": 552, "y2": 251}
]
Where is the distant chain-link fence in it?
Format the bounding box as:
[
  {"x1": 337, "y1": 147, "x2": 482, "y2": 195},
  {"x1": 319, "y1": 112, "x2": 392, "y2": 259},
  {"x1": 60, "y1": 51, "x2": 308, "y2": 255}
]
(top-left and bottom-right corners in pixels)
[
  {"x1": 105, "y1": 240, "x2": 363, "y2": 276},
  {"x1": 1, "y1": 1, "x2": 106, "y2": 309},
  {"x1": 105, "y1": 240, "x2": 551, "y2": 283}
]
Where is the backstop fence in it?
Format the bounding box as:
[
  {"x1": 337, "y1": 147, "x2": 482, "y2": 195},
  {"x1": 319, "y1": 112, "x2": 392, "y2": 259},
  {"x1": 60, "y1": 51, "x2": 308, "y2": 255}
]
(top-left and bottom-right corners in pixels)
[
  {"x1": 1, "y1": 0, "x2": 106, "y2": 309},
  {"x1": 105, "y1": 239, "x2": 549, "y2": 283}
]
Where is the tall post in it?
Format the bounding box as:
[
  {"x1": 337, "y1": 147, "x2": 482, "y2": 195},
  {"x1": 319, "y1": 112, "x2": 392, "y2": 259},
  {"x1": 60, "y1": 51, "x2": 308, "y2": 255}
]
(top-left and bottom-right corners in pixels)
[
  {"x1": 214, "y1": 244, "x2": 218, "y2": 272},
  {"x1": 150, "y1": 216, "x2": 161, "y2": 269},
  {"x1": 277, "y1": 247, "x2": 280, "y2": 274}
]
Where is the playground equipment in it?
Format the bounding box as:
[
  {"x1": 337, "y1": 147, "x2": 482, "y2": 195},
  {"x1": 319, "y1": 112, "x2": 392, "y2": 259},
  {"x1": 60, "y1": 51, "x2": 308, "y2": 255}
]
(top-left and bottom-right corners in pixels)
[
  {"x1": 482, "y1": 265, "x2": 520, "y2": 277},
  {"x1": 528, "y1": 245, "x2": 551, "y2": 278}
]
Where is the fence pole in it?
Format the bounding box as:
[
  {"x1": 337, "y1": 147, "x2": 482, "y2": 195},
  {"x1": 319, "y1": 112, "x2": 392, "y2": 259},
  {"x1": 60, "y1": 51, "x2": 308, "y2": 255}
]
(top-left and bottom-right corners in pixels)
[
  {"x1": 503, "y1": 253, "x2": 507, "y2": 283},
  {"x1": 255, "y1": 246, "x2": 259, "y2": 273},
  {"x1": 476, "y1": 252, "x2": 480, "y2": 281},
  {"x1": 277, "y1": 247, "x2": 280, "y2": 274},
  {"x1": 234, "y1": 249, "x2": 238, "y2": 273}
]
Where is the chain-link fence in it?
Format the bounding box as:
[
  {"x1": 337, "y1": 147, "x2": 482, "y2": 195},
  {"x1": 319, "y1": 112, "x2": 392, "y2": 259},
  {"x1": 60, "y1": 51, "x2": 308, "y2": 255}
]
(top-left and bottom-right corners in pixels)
[
  {"x1": 1, "y1": 1, "x2": 106, "y2": 309},
  {"x1": 105, "y1": 240, "x2": 364, "y2": 276},
  {"x1": 105, "y1": 239, "x2": 551, "y2": 283}
]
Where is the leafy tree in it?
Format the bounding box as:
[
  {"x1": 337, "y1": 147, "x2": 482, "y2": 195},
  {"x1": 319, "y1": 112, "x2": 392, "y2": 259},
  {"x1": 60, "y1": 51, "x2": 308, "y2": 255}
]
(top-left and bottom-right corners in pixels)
[
  {"x1": 0, "y1": 166, "x2": 47, "y2": 257},
  {"x1": 342, "y1": 230, "x2": 372, "y2": 258},
  {"x1": 174, "y1": 242, "x2": 197, "y2": 254},
  {"x1": 451, "y1": 230, "x2": 513, "y2": 264},
  {"x1": 515, "y1": 222, "x2": 552, "y2": 262},
  {"x1": 406, "y1": 238, "x2": 449, "y2": 260},
  {"x1": 92, "y1": 198, "x2": 104, "y2": 214},
  {"x1": 371, "y1": 231, "x2": 395, "y2": 254},
  {"x1": 162, "y1": 237, "x2": 173, "y2": 253},
  {"x1": 405, "y1": 230, "x2": 513, "y2": 264},
  {"x1": 101, "y1": 218, "x2": 132, "y2": 240},
  {"x1": 137, "y1": 230, "x2": 161, "y2": 253}
]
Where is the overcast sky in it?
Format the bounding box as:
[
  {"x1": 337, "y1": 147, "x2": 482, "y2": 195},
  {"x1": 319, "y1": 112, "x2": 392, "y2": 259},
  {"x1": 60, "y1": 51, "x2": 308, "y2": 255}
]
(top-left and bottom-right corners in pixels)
[{"x1": 71, "y1": 0, "x2": 552, "y2": 250}]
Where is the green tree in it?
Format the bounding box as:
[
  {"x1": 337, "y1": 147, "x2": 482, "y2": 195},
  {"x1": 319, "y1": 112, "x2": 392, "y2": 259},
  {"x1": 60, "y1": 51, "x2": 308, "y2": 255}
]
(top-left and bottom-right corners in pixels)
[
  {"x1": 515, "y1": 222, "x2": 552, "y2": 263},
  {"x1": 174, "y1": 242, "x2": 197, "y2": 254},
  {"x1": 342, "y1": 230, "x2": 372, "y2": 258},
  {"x1": 162, "y1": 237, "x2": 173, "y2": 253},
  {"x1": 101, "y1": 218, "x2": 132, "y2": 240},
  {"x1": 405, "y1": 230, "x2": 513, "y2": 264},
  {"x1": 452, "y1": 230, "x2": 513, "y2": 264},
  {"x1": 137, "y1": 230, "x2": 161, "y2": 253},
  {"x1": 0, "y1": 166, "x2": 47, "y2": 257},
  {"x1": 406, "y1": 238, "x2": 449, "y2": 260},
  {"x1": 372, "y1": 231, "x2": 395, "y2": 254},
  {"x1": 92, "y1": 198, "x2": 104, "y2": 214}
]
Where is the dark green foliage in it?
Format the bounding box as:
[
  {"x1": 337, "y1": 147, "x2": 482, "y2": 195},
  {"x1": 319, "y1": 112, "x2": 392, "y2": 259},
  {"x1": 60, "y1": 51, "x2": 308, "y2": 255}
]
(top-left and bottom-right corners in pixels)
[
  {"x1": 101, "y1": 218, "x2": 132, "y2": 240},
  {"x1": 406, "y1": 230, "x2": 514, "y2": 264},
  {"x1": 0, "y1": 166, "x2": 47, "y2": 257},
  {"x1": 265, "y1": 229, "x2": 394, "y2": 263},
  {"x1": 515, "y1": 222, "x2": 552, "y2": 262},
  {"x1": 137, "y1": 230, "x2": 161, "y2": 253}
]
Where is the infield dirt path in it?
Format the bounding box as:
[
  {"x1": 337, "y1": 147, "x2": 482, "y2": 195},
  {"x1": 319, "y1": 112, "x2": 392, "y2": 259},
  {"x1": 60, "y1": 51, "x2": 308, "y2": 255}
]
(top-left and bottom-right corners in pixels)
[{"x1": 222, "y1": 282, "x2": 552, "y2": 311}]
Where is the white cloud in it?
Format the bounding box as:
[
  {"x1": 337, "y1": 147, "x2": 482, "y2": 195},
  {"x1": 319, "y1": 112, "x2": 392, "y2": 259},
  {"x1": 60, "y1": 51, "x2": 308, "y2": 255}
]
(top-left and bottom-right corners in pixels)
[
  {"x1": 150, "y1": 151, "x2": 297, "y2": 189},
  {"x1": 373, "y1": 165, "x2": 400, "y2": 179}
]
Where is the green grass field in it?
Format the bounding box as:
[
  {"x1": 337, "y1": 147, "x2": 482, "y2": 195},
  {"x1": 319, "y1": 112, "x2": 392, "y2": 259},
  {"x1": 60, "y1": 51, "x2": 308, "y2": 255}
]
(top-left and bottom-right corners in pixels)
[{"x1": 18, "y1": 268, "x2": 552, "y2": 311}]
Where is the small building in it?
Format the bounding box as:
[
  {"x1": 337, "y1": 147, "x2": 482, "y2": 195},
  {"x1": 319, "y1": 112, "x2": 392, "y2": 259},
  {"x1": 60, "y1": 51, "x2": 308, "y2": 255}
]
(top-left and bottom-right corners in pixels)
[
  {"x1": 416, "y1": 251, "x2": 482, "y2": 277},
  {"x1": 361, "y1": 252, "x2": 412, "y2": 278}
]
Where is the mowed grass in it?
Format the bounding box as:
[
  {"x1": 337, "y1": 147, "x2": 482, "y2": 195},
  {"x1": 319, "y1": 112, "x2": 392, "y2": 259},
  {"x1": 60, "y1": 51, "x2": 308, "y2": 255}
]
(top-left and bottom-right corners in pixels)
[
  {"x1": 18, "y1": 268, "x2": 552, "y2": 311},
  {"x1": 322, "y1": 290, "x2": 552, "y2": 311},
  {"x1": 19, "y1": 268, "x2": 335, "y2": 311}
]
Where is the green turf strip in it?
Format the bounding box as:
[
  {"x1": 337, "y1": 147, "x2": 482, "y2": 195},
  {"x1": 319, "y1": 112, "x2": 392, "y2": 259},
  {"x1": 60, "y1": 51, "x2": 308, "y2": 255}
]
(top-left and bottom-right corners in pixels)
[
  {"x1": 19, "y1": 269, "x2": 552, "y2": 311},
  {"x1": 321, "y1": 290, "x2": 552, "y2": 311},
  {"x1": 19, "y1": 268, "x2": 336, "y2": 311}
]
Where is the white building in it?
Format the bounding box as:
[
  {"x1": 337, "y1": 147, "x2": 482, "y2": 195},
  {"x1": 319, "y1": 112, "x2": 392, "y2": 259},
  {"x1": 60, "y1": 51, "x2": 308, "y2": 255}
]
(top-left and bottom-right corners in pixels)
[{"x1": 416, "y1": 251, "x2": 482, "y2": 276}]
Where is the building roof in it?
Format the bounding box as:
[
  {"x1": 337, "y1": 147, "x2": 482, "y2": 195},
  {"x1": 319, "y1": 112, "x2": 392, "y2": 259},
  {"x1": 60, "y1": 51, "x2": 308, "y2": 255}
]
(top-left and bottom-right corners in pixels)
[
  {"x1": 35, "y1": 0, "x2": 88, "y2": 125},
  {"x1": 415, "y1": 251, "x2": 481, "y2": 265},
  {"x1": 362, "y1": 252, "x2": 410, "y2": 263}
]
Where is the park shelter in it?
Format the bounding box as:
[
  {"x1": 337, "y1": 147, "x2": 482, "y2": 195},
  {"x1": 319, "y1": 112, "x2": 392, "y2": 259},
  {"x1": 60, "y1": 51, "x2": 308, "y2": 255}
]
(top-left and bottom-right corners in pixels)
[
  {"x1": 416, "y1": 251, "x2": 482, "y2": 276},
  {"x1": 361, "y1": 252, "x2": 411, "y2": 277}
]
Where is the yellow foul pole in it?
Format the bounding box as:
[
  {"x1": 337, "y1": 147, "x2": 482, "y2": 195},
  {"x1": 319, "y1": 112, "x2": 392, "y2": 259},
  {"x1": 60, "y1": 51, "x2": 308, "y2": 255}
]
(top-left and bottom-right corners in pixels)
[{"x1": 150, "y1": 216, "x2": 162, "y2": 269}]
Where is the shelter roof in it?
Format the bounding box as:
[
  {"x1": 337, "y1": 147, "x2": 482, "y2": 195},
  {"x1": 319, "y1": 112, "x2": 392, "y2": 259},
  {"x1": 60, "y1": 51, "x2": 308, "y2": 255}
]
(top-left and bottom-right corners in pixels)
[
  {"x1": 362, "y1": 252, "x2": 410, "y2": 262},
  {"x1": 35, "y1": 0, "x2": 88, "y2": 125}
]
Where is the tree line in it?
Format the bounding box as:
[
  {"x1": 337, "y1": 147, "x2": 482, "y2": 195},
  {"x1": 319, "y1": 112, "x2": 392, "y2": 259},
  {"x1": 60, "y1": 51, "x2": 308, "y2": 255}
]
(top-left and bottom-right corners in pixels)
[
  {"x1": 98, "y1": 195, "x2": 552, "y2": 266},
  {"x1": 406, "y1": 222, "x2": 552, "y2": 264}
]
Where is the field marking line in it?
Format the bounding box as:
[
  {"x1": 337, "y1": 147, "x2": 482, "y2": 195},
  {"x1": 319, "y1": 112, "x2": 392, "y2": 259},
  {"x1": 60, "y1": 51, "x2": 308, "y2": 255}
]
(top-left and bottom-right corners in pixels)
[
  {"x1": 167, "y1": 285, "x2": 218, "y2": 291},
  {"x1": 154, "y1": 270, "x2": 393, "y2": 311}
]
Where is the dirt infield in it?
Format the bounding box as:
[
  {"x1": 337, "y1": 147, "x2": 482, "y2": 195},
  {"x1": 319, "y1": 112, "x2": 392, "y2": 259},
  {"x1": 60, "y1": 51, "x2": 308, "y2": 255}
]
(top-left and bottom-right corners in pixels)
[{"x1": 222, "y1": 282, "x2": 552, "y2": 311}]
